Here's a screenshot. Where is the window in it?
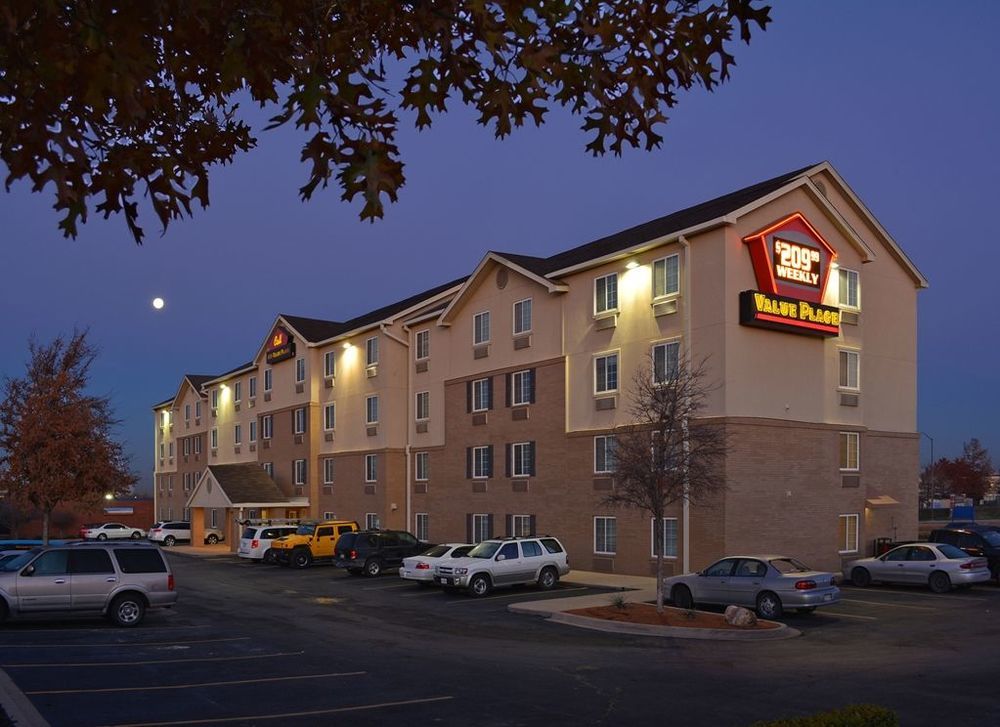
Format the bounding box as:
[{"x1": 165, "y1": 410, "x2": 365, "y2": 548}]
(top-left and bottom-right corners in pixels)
[
  {"x1": 195, "y1": 401, "x2": 202, "y2": 419},
  {"x1": 211, "y1": 509, "x2": 218, "y2": 528},
  {"x1": 838, "y1": 514, "x2": 859, "y2": 553},
  {"x1": 415, "y1": 452, "x2": 429, "y2": 481},
  {"x1": 839, "y1": 350, "x2": 860, "y2": 390},
  {"x1": 839, "y1": 268, "x2": 860, "y2": 309},
  {"x1": 233, "y1": 424, "x2": 242, "y2": 445},
  {"x1": 653, "y1": 254, "x2": 680, "y2": 298},
  {"x1": 194, "y1": 436, "x2": 202, "y2": 454},
  {"x1": 168, "y1": 442, "x2": 174, "y2": 457},
  {"x1": 513, "y1": 298, "x2": 532, "y2": 335},
  {"x1": 324, "y1": 403, "x2": 336, "y2": 431},
  {"x1": 293, "y1": 407, "x2": 306, "y2": 434},
  {"x1": 234, "y1": 380, "x2": 242, "y2": 403},
  {"x1": 472, "y1": 378, "x2": 490, "y2": 412},
  {"x1": 159, "y1": 442, "x2": 164, "y2": 459},
  {"x1": 210, "y1": 428, "x2": 218, "y2": 450},
  {"x1": 211, "y1": 388, "x2": 219, "y2": 409},
  {"x1": 472, "y1": 311, "x2": 491, "y2": 346},
  {"x1": 264, "y1": 368, "x2": 273, "y2": 392},
  {"x1": 323, "y1": 458, "x2": 335, "y2": 485},
  {"x1": 366, "y1": 513, "x2": 380, "y2": 530},
  {"x1": 840, "y1": 432, "x2": 860, "y2": 471},
  {"x1": 365, "y1": 454, "x2": 377, "y2": 483},
  {"x1": 262, "y1": 414, "x2": 272, "y2": 440},
  {"x1": 415, "y1": 330, "x2": 430, "y2": 360},
  {"x1": 511, "y1": 514, "x2": 532, "y2": 537},
  {"x1": 472, "y1": 514, "x2": 491, "y2": 543},
  {"x1": 652, "y1": 341, "x2": 680, "y2": 384},
  {"x1": 293, "y1": 459, "x2": 307, "y2": 485},
  {"x1": 595, "y1": 273, "x2": 618, "y2": 314},
  {"x1": 295, "y1": 357, "x2": 306, "y2": 383},
  {"x1": 249, "y1": 420, "x2": 257, "y2": 443},
  {"x1": 594, "y1": 517, "x2": 617, "y2": 554},
  {"x1": 511, "y1": 370, "x2": 533, "y2": 406},
  {"x1": 183, "y1": 438, "x2": 190, "y2": 456},
  {"x1": 415, "y1": 513, "x2": 429, "y2": 541},
  {"x1": 595, "y1": 353, "x2": 619, "y2": 393},
  {"x1": 113, "y1": 549, "x2": 167, "y2": 574},
  {"x1": 324, "y1": 351, "x2": 336, "y2": 378},
  {"x1": 594, "y1": 435, "x2": 616, "y2": 474},
  {"x1": 262, "y1": 462, "x2": 273, "y2": 477},
  {"x1": 415, "y1": 391, "x2": 430, "y2": 421},
  {"x1": 366, "y1": 395, "x2": 379, "y2": 425},
  {"x1": 366, "y1": 336, "x2": 379, "y2": 367},
  {"x1": 511, "y1": 442, "x2": 535, "y2": 477},
  {"x1": 651, "y1": 518, "x2": 679, "y2": 558},
  {"x1": 472, "y1": 446, "x2": 491, "y2": 479},
  {"x1": 249, "y1": 376, "x2": 257, "y2": 399},
  {"x1": 184, "y1": 404, "x2": 191, "y2": 422}
]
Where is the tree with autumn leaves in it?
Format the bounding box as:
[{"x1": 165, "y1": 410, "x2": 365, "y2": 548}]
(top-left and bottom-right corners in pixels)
[
  {"x1": 0, "y1": 332, "x2": 137, "y2": 543},
  {"x1": 0, "y1": 1, "x2": 771, "y2": 244},
  {"x1": 921, "y1": 438, "x2": 995, "y2": 504}
]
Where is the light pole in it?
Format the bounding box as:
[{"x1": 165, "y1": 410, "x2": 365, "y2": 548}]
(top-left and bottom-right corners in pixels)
[{"x1": 920, "y1": 432, "x2": 934, "y2": 520}]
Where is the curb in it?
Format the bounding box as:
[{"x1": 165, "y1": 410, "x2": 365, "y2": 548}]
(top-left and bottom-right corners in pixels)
[
  {"x1": 0, "y1": 668, "x2": 49, "y2": 726},
  {"x1": 538, "y1": 611, "x2": 800, "y2": 641}
]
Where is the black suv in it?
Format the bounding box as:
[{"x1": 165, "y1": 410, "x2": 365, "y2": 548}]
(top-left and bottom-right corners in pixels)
[
  {"x1": 333, "y1": 530, "x2": 432, "y2": 576},
  {"x1": 928, "y1": 525, "x2": 1000, "y2": 582}
]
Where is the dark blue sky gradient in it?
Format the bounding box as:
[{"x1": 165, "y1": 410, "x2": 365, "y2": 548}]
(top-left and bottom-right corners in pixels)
[{"x1": 1, "y1": 1, "x2": 997, "y2": 494}]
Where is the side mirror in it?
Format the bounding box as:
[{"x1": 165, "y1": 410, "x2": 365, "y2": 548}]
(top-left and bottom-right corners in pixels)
[
  {"x1": 496, "y1": 554, "x2": 506, "y2": 561},
  {"x1": 22, "y1": 565, "x2": 35, "y2": 576}
]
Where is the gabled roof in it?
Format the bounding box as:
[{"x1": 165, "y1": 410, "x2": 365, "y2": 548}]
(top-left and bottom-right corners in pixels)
[
  {"x1": 153, "y1": 373, "x2": 217, "y2": 410},
  {"x1": 201, "y1": 464, "x2": 288, "y2": 505},
  {"x1": 202, "y1": 362, "x2": 256, "y2": 388},
  {"x1": 279, "y1": 315, "x2": 345, "y2": 344}
]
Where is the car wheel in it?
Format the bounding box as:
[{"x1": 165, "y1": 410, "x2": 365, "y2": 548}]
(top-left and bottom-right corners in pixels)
[
  {"x1": 672, "y1": 585, "x2": 694, "y2": 610},
  {"x1": 206, "y1": 534, "x2": 219, "y2": 545},
  {"x1": 347, "y1": 568, "x2": 363, "y2": 576},
  {"x1": 164, "y1": 535, "x2": 176, "y2": 547},
  {"x1": 262, "y1": 549, "x2": 276, "y2": 565},
  {"x1": 130, "y1": 531, "x2": 142, "y2": 540},
  {"x1": 468, "y1": 573, "x2": 492, "y2": 598},
  {"x1": 929, "y1": 571, "x2": 951, "y2": 594},
  {"x1": 755, "y1": 591, "x2": 783, "y2": 619},
  {"x1": 97, "y1": 533, "x2": 108, "y2": 541},
  {"x1": 537, "y1": 566, "x2": 558, "y2": 590},
  {"x1": 291, "y1": 549, "x2": 312, "y2": 569},
  {"x1": 109, "y1": 593, "x2": 146, "y2": 627},
  {"x1": 851, "y1": 567, "x2": 872, "y2": 587},
  {"x1": 365, "y1": 558, "x2": 382, "y2": 577}
]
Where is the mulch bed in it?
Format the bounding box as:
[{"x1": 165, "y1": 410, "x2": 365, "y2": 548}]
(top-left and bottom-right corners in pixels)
[{"x1": 567, "y1": 602, "x2": 780, "y2": 630}]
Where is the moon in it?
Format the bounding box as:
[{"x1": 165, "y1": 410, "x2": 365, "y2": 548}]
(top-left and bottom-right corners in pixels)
[{"x1": 152, "y1": 297, "x2": 165, "y2": 310}]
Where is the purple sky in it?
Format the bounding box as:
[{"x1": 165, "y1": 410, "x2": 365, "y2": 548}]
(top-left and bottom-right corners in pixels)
[{"x1": 1, "y1": 1, "x2": 997, "y2": 494}]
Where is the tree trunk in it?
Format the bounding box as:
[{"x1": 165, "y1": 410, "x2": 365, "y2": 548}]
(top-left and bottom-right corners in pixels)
[
  {"x1": 42, "y1": 509, "x2": 50, "y2": 545},
  {"x1": 655, "y1": 514, "x2": 665, "y2": 613}
]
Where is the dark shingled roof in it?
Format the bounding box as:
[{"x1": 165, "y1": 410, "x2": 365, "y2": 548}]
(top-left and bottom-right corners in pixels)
[
  {"x1": 278, "y1": 315, "x2": 345, "y2": 344},
  {"x1": 207, "y1": 464, "x2": 289, "y2": 504},
  {"x1": 153, "y1": 373, "x2": 217, "y2": 409}
]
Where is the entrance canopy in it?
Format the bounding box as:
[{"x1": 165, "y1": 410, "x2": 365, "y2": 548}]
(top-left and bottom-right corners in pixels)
[{"x1": 186, "y1": 464, "x2": 307, "y2": 510}]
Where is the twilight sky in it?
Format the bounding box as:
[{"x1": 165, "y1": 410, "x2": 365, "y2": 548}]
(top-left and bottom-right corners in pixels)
[{"x1": 1, "y1": 1, "x2": 997, "y2": 495}]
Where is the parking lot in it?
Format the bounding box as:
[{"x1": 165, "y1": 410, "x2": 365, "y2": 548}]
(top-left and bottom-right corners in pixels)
[{"x1": 2, "y1": 553, "x2": 1000, "y2": 726}]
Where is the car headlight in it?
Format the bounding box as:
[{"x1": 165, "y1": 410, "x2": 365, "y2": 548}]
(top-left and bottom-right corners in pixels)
[{"x1": 454, "y1": 567, "x2": 468, "y2": 575}]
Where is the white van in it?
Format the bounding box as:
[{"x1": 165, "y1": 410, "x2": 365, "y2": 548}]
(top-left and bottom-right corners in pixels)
[{"x1": 238, "y1": 525, "x2": 299, "y2": 563}]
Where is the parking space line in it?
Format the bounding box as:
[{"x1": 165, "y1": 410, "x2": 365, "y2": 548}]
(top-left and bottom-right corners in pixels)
[
  {"x1": 26, "y1": 671, "x2": 366, "y2": 695},
  {"x1": 361, "y1": 583, "x2": 413, "y2": 591},
  {"x1": 0, "y1": 637, "x2": 251, "y2": 649},
  {"x1": 0, "y1": 624, "x2": 211, "y2": 636},
  {"x1": 840, "y1": 598, "x2": 936, "y2": 611},
  {"x1": 815, "y1": 611, "x2": 878, "y2": 621},
  {"x1": 104, "y1": 695, "x2": 455, "y2": 726},
  {"x1": 447, "y1": 587, "x2": 588, "y2": 605},
  {"x1": 1, "y1": 651, "x2": 304, "y2": 668}
]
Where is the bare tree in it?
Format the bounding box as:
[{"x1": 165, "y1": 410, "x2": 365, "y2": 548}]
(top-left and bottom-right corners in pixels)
[
  {"x1": 0, "y1": 331, "x2": 137, "y2": 543},
  {"x1": 603, "y1": 354, "x2": 727, "y2": 613}
]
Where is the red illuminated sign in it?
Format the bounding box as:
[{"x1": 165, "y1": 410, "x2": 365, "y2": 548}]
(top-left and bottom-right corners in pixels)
[{"x1": 265, "y1": 326, "x2": 295, "y2": 364}]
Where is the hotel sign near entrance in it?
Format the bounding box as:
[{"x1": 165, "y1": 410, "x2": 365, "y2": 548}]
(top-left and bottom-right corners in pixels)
[
  {"x1": 265, "y1": 326, "x2": 296, "y2": 364},
  {"x1": 741, "y1": 212, "x2": 840, "y2": 337}
]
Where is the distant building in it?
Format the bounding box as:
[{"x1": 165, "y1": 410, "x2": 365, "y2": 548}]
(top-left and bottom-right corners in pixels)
[{"x1": 153, "y1": 162, "x2": 926, "y2": 575}]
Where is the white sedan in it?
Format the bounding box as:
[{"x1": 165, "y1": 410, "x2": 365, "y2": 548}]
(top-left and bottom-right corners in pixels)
[
  {"x1": 846, "y1": 543, "x2": 991, "y2": 593},
  {"x1": 79, "y1": 522, "x2": 146, "y2": 540},
  {"x1": 400, "y1": 543, "x2": 474, "y2": 584}
]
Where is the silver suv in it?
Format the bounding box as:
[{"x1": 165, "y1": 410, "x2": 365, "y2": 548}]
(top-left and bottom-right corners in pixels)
[
  {"x1": 0, "y1": 541, "x2": 178, "y2": 627},
  {"x1": 434, "y1": 536, "x2": 570, "y2": 597}
]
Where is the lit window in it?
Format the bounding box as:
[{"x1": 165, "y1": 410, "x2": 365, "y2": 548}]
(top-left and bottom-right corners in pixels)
[
  {"x1": 839, "y1": 350, "x2": 860, "y2": 390},
  {"x1": 295, "y1": 358, "x2": 306, "y2": 383},
  {"x1": 293, "y1": 407, "x2": 306, "y2": 434},
  {"x1": 653, "y1": 254, "x2": 680, "y2": 298},
  {"x1": 652, "y1": 341, "x2": 680, "y2": 384},
  {"x1": 651, "y1": 518, "x2": 678, "y2": 558},
  {"x1": 594, "y1": 435, "x2": 616, "y2": 474},
  {"x1": 366, "y1": 336, "x2": 379, "y2": 367},
  {"x1": 511, "y1": 442, "x2": 535, "y2": 477},
  {"x1": 594, "y1": 517, "x2": 617, "y2": 554},
  {"x1": 365, "y1": 454, "x2": 377, "y2": 483},
  {"x1": 472, "y1": 378, "x2": 490, "y2": 412},
  {"x1": 415, "y1": 513, "x2": 429, "y2": 541},
  {"x1": 415, "y1": 330, "x2": 430, "y2": 360},
  {"x1": 473, "y1": 311, "x2": 491, "y2": 345},
  {"x1": 840, "y1": 432, "x2": 860, "y2": 471},
  {"x1": 324, "y1": 458, "x2": 335, "y2": 485},
  {"x1": 324, "y1": 403, "x2": 336, "y2": 431},
  {"x1": 838, "y1": 514, "x2": 859, "y2": 553},
  {"x1": 839, "y1": 269, "x2": 860, "y2": 310},
  {"x1": 511, "y1": 370, "x2": 533, "y2": 406},
  {"x1": 366, "y1": 395, "x2": 379, "y2": 425},
  {"x1": 595, "y1": 273, "x2": 618, "y2": 314},
  {"x1": 324, "y1": 351, "x2": 336, "y2": 378},
  {"x1": 415, "y1": 452, "x2": 429, "y2": 481},
  {"x1": 513, "y1": 299, "x2": 532, "y2": 335},
  {"x1": 415, "y1": 391, "x2": 430, "y2": 421},
  {"x1": 595, "y1": 353, "x2": 619, "y2": 393}
]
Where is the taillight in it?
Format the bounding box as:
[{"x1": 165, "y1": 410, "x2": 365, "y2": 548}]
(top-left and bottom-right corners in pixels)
[
  {"x1": 416, "y1": 562, "x2": 430, "y2": 570},
  {"x1": 167, "y1": 574, "x2": 175, "y2": 591},
  {"x1": 795, "y1": 580, "x2": 817, "y2": 590},
  {"x1": 960, "y1": 560, "x2": 986, "y2": 570},
  {"x1": 349, "y1": 549, "x2": 358, "y2": 560},
  {"x1": 251, "y1": 539, "x2": 260, "y2": 549}
]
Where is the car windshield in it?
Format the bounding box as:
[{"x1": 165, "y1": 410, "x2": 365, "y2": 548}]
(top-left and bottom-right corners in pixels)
[
  {"x1": 241, "y1": 527, "x2": 258, "y2": 539},
  {"x1": 421, "y1": 545, "x2": 451, "y2": 558},
  {"x1": 769, "y1": 558, "x2": 812, "y2": 574},
  {"x1": 295, "y1": 524, "x2": 315, "y2": 536},
  {"x1": 0, "y1": 549, "x2": 38, "y2": 572},
  {"x1": 981, "y1": 530, "x2": 1000, "y2": 547},
  {"x1": 938, "y1": 543, "x2": 974, "y2": 559},
  {"x1": 467, "y1": 541, "x2": 502, "y2": 559}
]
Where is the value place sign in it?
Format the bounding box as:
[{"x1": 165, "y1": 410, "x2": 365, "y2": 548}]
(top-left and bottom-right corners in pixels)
[{"x1": 265, "y1": 326, "x2": 296, "y2": 364}]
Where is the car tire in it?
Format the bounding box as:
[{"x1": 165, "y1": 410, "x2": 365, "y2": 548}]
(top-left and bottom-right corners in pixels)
[
  {"x1": 537, "y1": 566, "x2": 558, "y2": 590},
  {"x1": 929, "y1": 571, "x2": 951, "y2": 594},
  {"x1": 291, "y1": 549, "x2": 312, "y2": 569},
  {"x1": 97, "y1": 533, "x2": 108, "y2": 541},
  {"x1": 365, "y1": 558, "x2": 382, "y2": 577},
  {"x1": 262, "y1": 549, "x2": 276, "y2": 565},
  {"x1": 755, "y1": 591, "x2": 783, "y2": 619},
  {"x1": 164, "y1": 535, "x2": 176, "y2": 547},
  {"x1": 468, "y1": 573, "x2": 492, "y2": 598},
  {"x1": 130, "y1": 531, "x2": 142, "y2": 540},
  {"x1": 672, "y1": 585, "x2": 694, "y2": 610},
  {"x1": 851, "y1": 567, "x2": 872, "y2": 587},
  {"x1": 108, "y1": 593, "x2": 146, "y2": 627},
  {"x1": 206, "y1": 534, "x2": 220, "y2": 545}
]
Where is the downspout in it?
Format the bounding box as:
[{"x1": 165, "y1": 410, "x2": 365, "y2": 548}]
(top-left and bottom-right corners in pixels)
[
  {"x1": 679, "y1": 235, "x2": 692, "y2": 574},
  {"x1": 380, "y1": 323, "x2": 411, "y2": 531}
]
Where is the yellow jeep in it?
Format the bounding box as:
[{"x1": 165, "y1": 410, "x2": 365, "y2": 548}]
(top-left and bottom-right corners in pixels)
[{"x1": 270, "y1": 520, "x2": 359, "y2": 568}]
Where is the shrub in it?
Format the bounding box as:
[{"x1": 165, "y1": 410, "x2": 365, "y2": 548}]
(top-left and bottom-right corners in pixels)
[
  {"x1": 750, "y1": 704, "x2": 898, "y2": 727},
  {"x1": 609, "y1": 593, "x2": 629, "y2": 611}
]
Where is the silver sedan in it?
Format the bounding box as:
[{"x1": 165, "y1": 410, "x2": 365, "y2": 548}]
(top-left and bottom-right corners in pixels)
[
  {"x1": 846, "y1": 543, "x2": 990, "y2": 593},
  {"x1": 664, "y1": 555, "x2": 840, "y2": 619}
]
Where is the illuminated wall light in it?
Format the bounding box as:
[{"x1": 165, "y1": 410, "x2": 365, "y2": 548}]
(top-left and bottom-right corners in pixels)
[
  {"x1": 625, "y1": 259, "x2": 640, "y2": 270},
  {"x1": 342, "y1": 342, "x2": 352, "y2": 349}
]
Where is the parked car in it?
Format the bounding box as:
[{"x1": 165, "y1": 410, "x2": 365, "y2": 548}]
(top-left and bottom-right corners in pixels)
[
  {"x1": 0, "y1": 541, "x2": 177, "y2": 626},
  {"x1": 147, "y1": 521, "x2": 224, "y2": 546},
  {"x1": 846, "y1": 543, "x2": 991, "y2": 593},
  {"x1": 664, "y1": 555, "x2": 839, "y2": 619},
  {"x1": 928, "y1": 525, "x2": 1000, "y2": 582},
  {"x1": 271, "y1": 520, "x2": 359, "y2": 568},
  {"x1": 79, "y1": 522, "x2": 146, "y2": 540},
  {"x1": 433, "y1": 536, "x2": 570, "y2": 597},
  {"x1": 400, "y1": 543, "x2": 474, "y2": 585},
  {"x1": 238, "y1": 525, "x2": 299, "y2": 563},
  {"x1": 334, "y1": 530, "x2": 432, "y2": 576}
]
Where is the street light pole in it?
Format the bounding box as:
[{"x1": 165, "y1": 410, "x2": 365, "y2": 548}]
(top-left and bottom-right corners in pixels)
[{"x1": 920, "y1": 432, "x2": 934, "y2": 521}]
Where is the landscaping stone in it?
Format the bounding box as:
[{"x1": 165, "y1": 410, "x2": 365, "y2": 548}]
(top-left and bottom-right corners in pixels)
[{"x1": 724, "y1": 605, "x2": 758, "y2": 627}]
